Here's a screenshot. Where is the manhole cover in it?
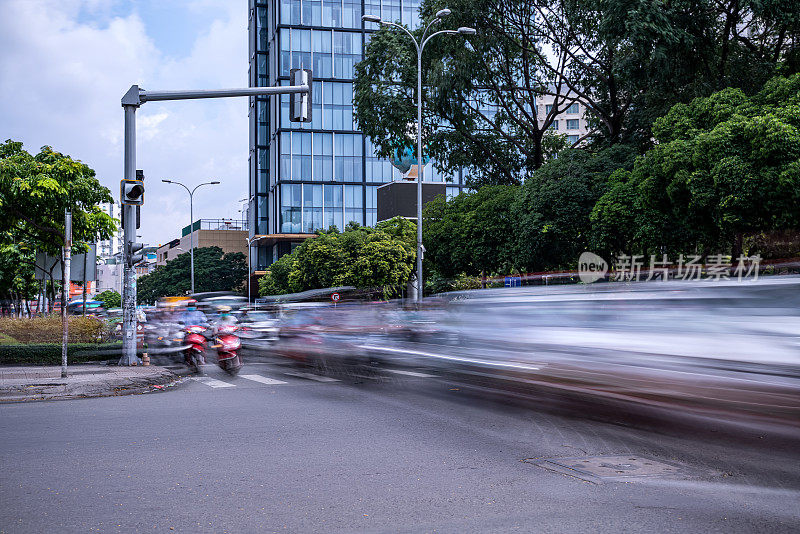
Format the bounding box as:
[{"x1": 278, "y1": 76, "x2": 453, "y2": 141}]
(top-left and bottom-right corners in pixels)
[{"x1": 526, "y1": 455, "x2": 692, "y2": 483}]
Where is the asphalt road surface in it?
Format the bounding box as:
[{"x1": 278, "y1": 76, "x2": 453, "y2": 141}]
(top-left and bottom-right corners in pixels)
[{"x1": 1, "y1": 358, "x2": 799, "y2": 533}]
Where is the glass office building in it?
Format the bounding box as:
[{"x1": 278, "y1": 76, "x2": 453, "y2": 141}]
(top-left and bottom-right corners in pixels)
[{"x1": 247, "y1": 0, "x2": 464, "y2": 270}]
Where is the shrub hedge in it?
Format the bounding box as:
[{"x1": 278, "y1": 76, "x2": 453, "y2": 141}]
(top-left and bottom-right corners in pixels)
[
  {"x1": 0, "y1": 342, "x2": 123, "y2": 365},
  {"x1": 0, "y1": 316, "x2": 110, "y2": 344}
]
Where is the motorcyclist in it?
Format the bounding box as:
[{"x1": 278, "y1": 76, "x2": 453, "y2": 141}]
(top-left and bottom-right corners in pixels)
[
  {"x1": 180, "y1": 301, "x2": 209, "y2": 327},
  {"x1": 214, "y1": 305, "x2": 238, "y2": 326}
]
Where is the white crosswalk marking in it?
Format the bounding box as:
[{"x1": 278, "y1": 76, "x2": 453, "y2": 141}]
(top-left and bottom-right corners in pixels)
[
  {"x1": 191, "y1": 376, "x2": 235, "y2": 388},
  {"x1": 283, "y1": 371, "x2": 340, "y2": 382},
  {"x1": 385, "y1": 369, "x2": 436, "y2": 378},
  {"x1": 240, "y1": 374, "x2": 288, "y2": 385}
]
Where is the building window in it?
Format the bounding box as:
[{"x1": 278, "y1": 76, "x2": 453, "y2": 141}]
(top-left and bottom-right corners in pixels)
[
  {"x1": 545, "y1": 103, "x2": 553, "y2": 115},
  {"x1": 341, "y1": 0, "x2": 360, "y2": 28},
  {"x1": 344, "y1": 184, "x2": 362, "y2": 226},
  {"x1": 446, "y1": 186, "x2": 460, "y2": 200},
  {"x1": 566, "y1": 102, "x2": 580, "y2": 114},
  {"x1": 366, "y1": 185, "x2": 377, "y2": 226},
  {"x1": 549, "y1": 120, "x2": 558, "y2": 130},
  {"x1": 403, "y1": 0, "x2": 420, "y2": 29},
  {"x1": 566, "y1": 119, "x2": 580, "y2": 130},
  {"x1": 312, "y1": 30, "x2": 332, "y2": 78},
  {"x1": 365, "y1": 136, "x2": 395, "y2": 183},
  {"x1": 280, "y1": 131, "x2": 292, "y2": 179},
  {"x1": 335, "y1": 133, "x2": 362, "y2": 181},
  {"x1": 323, "y1": 0, "x2": 342, "y2": 26},
  {"x1": 281, "y1": 184, "x2": 302, "y2": 233},
  {"x1": 567, "y1": 134, "x2": 579, "y2": 145},
  {"x1": 333, "y1": 31, "x2": 361, "y2": 79},
  {"x1": 302, "y1": 183, "x2": 323, "y2": 232},
  {"x1": 324, "y1": 184, "x2": 344, "y2": 230},
  {"x1": 313, "y1": 132, "x2": 333, "y2": 180}
]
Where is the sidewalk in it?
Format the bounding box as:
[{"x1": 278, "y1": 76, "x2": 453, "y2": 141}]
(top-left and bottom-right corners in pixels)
[{"x1": 0, "y1": 364, "x2": 194, "y2": 402}]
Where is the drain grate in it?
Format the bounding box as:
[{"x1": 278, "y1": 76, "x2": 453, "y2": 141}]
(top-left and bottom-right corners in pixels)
[{"x1": 525, "y1": 455, "x2": 693, "y2": 484}]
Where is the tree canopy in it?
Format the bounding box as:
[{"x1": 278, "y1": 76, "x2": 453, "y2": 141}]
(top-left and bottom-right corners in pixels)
[
  {"x1": 354, "y1": 0, "x2": 799, "y2": 186},
  {"x1": 137, "y1": 247, "x2": 247, "y2": 304},
  {"x1": 590, "y1": 74, "x2": 800, "y2": 259},
  {"x1": 95, "y1": 290, "x2": 121, "y2": 308},
  {"x1": 259, "y1": 218, "x2": 417, "y2": 298},
  {"x1": 0, "y1": 140, "x2": 116, "y2": 312}
]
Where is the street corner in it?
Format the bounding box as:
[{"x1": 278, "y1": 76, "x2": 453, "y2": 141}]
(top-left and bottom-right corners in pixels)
[{"x1": 0, "y1": 364, "x2": 194, "y2": 403}]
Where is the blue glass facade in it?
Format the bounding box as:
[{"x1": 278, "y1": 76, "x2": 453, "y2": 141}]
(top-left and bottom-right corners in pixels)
[{"x1": 248, "y1": 0, "x2": 462, "y2": 269}]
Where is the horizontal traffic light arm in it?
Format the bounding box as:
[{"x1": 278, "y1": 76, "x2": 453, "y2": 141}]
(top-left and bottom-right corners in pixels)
[{"x1": 122, "y1": 84, "x2": 309, "y2": 107}]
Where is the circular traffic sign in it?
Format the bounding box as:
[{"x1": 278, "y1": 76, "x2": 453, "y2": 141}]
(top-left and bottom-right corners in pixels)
[{"x1": 331, "y1": 292, "x2": 340, "y2": 302}]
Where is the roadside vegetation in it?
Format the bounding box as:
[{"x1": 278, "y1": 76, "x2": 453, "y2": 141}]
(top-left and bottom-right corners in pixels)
[{"x1": 259, "y1": 217, "x2": 416, "y2": 298}]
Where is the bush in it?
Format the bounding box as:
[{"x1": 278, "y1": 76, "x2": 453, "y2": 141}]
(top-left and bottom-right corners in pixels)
[
  {"x1": 95, "y1": 290, "x2": 121, "y2": 308},
  {"x1": 0, "y1": 342, "x2": 123, "y2": 365},
  {"x1": 0, "y1": 316, "x2": 109, "y2": 344}
]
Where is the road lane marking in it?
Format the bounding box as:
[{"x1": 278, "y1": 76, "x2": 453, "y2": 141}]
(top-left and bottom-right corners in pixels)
[
  {"x1": 191, "y1": 377, "x2": 235, "y2": 388},
  {"x1": 283, "y1": 371, "x2": 340, "y2": 382},
  {"x1": 240, "y1": 374, "x2": 288, "y2": 385},
  {"x1": 385, "y1": 369, "x2": 436, "y2": 378}
]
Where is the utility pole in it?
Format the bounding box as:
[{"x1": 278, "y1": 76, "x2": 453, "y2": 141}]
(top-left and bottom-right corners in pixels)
[
  {"x1": 62, "y1": 210, "x2": 72, "y2": 378},
  {"x1": 118, "y1": 79, "x2": 311, "y2": 365}
]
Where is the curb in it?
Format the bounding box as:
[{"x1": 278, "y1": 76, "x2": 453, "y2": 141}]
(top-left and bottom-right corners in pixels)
[{"x1": 0, "y1": 366, "x2": 197, "y2": 403}]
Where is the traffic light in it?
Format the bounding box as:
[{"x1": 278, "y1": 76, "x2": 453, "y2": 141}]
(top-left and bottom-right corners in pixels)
[
  {"x1": 120, "y1": 178, "x2": 144, "y2": 205},
  {"x1": 127, "y1": 242, "x2": 145, "y2": 267},
  {"x1": 135, "y1": 170, "x2": 144, "y2": 229},
  {"x1": 289, "y1": 68, "x2": 312, "y2": 122}
]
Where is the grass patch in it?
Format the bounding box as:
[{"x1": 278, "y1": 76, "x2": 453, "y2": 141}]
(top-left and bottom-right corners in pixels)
[{"x1": 0, "y1": 332, "x2": 18, "y2": 345}]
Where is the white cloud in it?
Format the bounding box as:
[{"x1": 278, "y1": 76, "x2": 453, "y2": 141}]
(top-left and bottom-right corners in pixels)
[{"x1": 0, "y1": 0, "x2": 248, "y2": 247}]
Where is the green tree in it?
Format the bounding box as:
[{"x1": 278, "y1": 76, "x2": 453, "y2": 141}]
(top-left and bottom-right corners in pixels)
[
  {"x1": 423, "y1": 186, "x2": 518, "y2": 278},
  {"x1": 591, "y1": 75, "x2": 800, "y2": 258},
  {"x1": 355, "y1": 0, "x2": 799, "y2": 185},
  {"x1": 0, "y1": 140, "x2": 116, "y2": 312},
  {"x1": 95, "y1": 290, "x2": 121, "y2": 308},
  {"x1": 0, "y1": 240, "x2": 39, "y2": 316},
  {"x1": 258, "y1": 218, "x2": 417, "y2": 297},
  {"x1": 136, "y1": 247, "x2": 247, "y2": 304},
  {"x1": 512, "y1": 145, "x2": 637, "y2": 270}
]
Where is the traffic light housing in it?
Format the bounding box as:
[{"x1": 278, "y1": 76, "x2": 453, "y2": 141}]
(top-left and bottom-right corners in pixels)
[
  {"x1": 289, "y1": 68, "x2": 312, "y2": 122},
  {"x1": 127, "y1": 242, "x2": 145, "y2": 267},
  {"x1": 121, "y1": 179, "x2": 144, "y2": 205}
]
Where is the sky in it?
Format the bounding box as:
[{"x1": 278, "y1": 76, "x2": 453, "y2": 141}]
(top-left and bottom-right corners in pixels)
[{"x1": 0, "y1": 0, "x2": 250, "y2": 247}]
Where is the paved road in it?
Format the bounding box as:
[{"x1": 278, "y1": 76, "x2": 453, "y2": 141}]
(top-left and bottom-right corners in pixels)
[{"x1": 1, "y1": 358, "x2": 799, "y2": 533}]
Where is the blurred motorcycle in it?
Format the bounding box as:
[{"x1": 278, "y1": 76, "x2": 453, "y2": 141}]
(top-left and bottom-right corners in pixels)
[
  {"x1": 182, "y1": 325, "x2": 208, "y2": 373},
  {"x1": 214, "y1": 324, "x2": 242, "y2": 375}
]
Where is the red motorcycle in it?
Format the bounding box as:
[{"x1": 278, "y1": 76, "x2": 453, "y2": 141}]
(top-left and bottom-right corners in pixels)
[
  {"x1": 183, "y1": 325, "x2": 208, "y2": 373},
  {"x1": 215, "y1": 324, "x2": 242, "y2": 375}
]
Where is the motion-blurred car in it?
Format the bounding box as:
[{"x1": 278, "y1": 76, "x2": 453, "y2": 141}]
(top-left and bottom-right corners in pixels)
[{"x1": 238, "y1": 310, "x2": 279, "y2": 347}]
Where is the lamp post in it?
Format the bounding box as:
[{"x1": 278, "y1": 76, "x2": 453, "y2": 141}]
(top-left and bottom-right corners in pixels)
[
  {"x1": 162, "y1": 179, "x2": 220, "y2": 294},
  {"x1": 363, "y1": 10, "x2": 475, "y2": 304},
  {"x1": 245, "y1": 235, "x2": 260, "y2": 306}
]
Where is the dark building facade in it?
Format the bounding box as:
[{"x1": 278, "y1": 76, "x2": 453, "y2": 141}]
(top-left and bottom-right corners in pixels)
[{"x1": 247, "y1": 0, "x2": 465, "y2": 271}]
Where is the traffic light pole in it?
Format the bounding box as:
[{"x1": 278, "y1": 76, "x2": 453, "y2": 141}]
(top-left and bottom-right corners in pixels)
[
  {"x1": 120, "y1": 104, "x2": 138, "y2": 365},
  {"x1": 119, "y1": 82, "x2": 310, "y2": 365}
]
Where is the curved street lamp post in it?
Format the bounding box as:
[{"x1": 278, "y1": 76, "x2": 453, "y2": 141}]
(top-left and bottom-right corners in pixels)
[
  {"x1": 363, "y1": 10, "x2": 475, "y2": 304},
  {"x1": 162, "y1": 179, "x2": 220, "y2": 294}
]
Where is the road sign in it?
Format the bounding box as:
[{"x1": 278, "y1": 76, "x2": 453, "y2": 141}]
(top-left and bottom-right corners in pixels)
[
  {"x1": 331, "y1": 292, "x2": 340, "y2": 302},
  {"x1": 504, "y1": 276, "x2": 521, "y2": 288}
]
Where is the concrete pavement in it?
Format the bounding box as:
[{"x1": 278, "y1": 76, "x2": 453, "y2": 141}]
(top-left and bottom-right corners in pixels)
[
  {"x1": 0, "y1": 359, "x2": 798, "y2": 533},
  {"x1": 0, "y1": 364, "x2": 192, "y2": 402}
]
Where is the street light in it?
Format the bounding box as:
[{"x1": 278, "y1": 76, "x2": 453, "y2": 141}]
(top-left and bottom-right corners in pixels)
[
  {"x1": 363, "y1": 9, "x2": 475, "y2": 304},
  {"x1": 245, "y1": 235, "x2": 260, "y2": 306},
  {"x1": 162, "y1": 179, "x2": 220, "y2": 294}
]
